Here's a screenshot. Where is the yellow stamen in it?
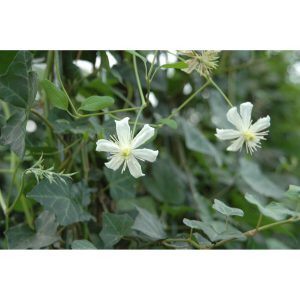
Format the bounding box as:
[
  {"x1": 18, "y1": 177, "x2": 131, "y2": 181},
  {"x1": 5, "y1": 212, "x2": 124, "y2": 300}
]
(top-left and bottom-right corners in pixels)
[
  {"x1": 243, "y1": 131, "x2": 255, "y2": 141},
  {"x1": 121, "y1": 147, "x2": 131, "y2": 157}
]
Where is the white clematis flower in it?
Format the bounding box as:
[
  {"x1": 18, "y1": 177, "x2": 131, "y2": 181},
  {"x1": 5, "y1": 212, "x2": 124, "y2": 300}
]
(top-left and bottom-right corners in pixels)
[
  {"x1": 215, "y1": 102, "x2": 270, "y2": 154},
  {"x1": 96, "y1": 117, "x2": 159, "y2": 178}
]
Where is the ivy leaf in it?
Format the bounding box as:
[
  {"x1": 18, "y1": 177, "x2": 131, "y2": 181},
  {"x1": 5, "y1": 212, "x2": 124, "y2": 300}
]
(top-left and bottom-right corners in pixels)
[
  {"x1": 245, "y1": 193, "x2": 298, "y2": 221},
  {"x1": 0, "y1": 51, "x2": 38, "y2": 109},
  {"x1": 27, "y1": 179, "x2": 93, "y2": 226},
  {"x1": 79, "y1": 96, "x2": 115, "y2": 112},
  {"x1": 181, "y1": 119, "x2": 222, "y2": 166},
  {"x1": 0, "y1": 110, "x2": 27, "y2": 158},
  {"x1": 285, "y1": 185, "x2": 300, "y2": 201},
  {"x1": 71, "y1": 240, "x2": 97, "y2": 249},
  {"x1": 99, "y1": 212, "x2": 134, "y2": 247},
  {"x1": 0, "y1": 51, "x2": 18, "y2": 74},
  {"x1": 104, "y1": 169, "x2": 136, "y2": 201},
  {"x1": 143, "y1": 158, "x2": 185, "y2": 205},
  {"x1": 212, "y1": 199, "x2": 244, "y2": 217},
  {"x1": 160, "y1": 62, "x2": 188, "y2": 69},
  {"x1": 240, "y1": 159, "x2": 285, "y2": 199},
  {"x1": 41, "y1": 79, "x2": 69, "y2": 111},
  {"x1": 183, "y1": 218, "x2": 246, "y2": 242},
  {"x1": 132, "y1": 207, "x2": 166, "y2": 240},
  {"x1": 5, "y1": 211, "x2": 60, "y2": 249}
]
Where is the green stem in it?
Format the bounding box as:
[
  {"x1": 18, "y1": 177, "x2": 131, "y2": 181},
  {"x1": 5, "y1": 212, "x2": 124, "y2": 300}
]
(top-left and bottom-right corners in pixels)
[
  {"x1": 132, "y1": 54, "x2": 147, "y2": 136},
  {"x1": 213, "y1": 216, "x2": 300, "y2": 249},
  {"x1": 54, "y1": 51, "x2": 78, "y2": 116},
  {"x1": 77, "y1": 107, "x2": 139, "y2": 118},
  {"x1": 209, "y1": 77, "x2": 233, "y2": 107},
  {"x1": 167, "y1": 80, "x2": 210, "y2": 120},
  {"x1": 133, "y1": 54, "x2": 146, "y2": 106}
]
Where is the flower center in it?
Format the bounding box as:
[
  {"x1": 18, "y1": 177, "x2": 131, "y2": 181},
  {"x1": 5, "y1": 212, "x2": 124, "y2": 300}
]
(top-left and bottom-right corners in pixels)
[
  {"x1": 120, "y1": 147, "x2": 131, "y2": 158},
  {"x1": 243, "y1": 130, "x2": 256, "y2": 141}
]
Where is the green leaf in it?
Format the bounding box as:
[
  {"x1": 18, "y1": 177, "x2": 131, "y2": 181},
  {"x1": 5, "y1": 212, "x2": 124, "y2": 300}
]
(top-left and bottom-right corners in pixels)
[
  {"x1": 182, "y1": 119, "x2": 222, "y2": 166},
  {"x1": 183, "y1": 218, "x2": 246, "y2": 242},
  {"x1": 0, "y1": 110, "x2": 27, "y2": 158},
  {"x1": 0, "y1": 51, "x2": 18, "y2": 74},
  {"x1": 0, "y1": 51, "x2": 38, "y2": 109},
  {"x1": 285, "y1": 185, "x2": 300, "y2": 201},
  {"x1": 245, "y1": 193, "x2": 298, "y2": 221},
  {"x1": 160, "y1": 62, "x2": 188, "y2": 69},
  {"x1": 240, "y1": 159, "x2": 285, "y2": 199},
  {"x1": 143, "y1": 158, "x2": 185, "y2": 205},
  {"x1": 132, "y1": 207, "x2": 166, "y2": 240},
  {"x1": 79, "y1": 96, "x2": 115, "y2": 112},
  {"x1": 5, "y1": 211, "x2": 60, "y2": 249},
  {"x1": 71, "y1": 240, "x2": 97, "y2": 249},
  {"x1": 27, "y1": 179, "x2": 93, "y2": 226},
  {"x1": 159, "y1": 118, "x2": 178, "y2": 129},
  {"x1": 212, "y1": 199, "x2": 244, "y2": 217},
  {"x1": 41, "y1": 79, "x2": 69, "y2": 111},
  {"x1": 99, "y1": 212, "x2": 134, "y2": 247},
  {"x1": 104, "y1": 169, "x2": 136, "y2": 201}
]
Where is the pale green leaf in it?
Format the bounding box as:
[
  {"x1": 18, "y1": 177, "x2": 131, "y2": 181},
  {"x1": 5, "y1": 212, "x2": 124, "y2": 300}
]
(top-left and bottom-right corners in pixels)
[
  {"x1": 245, "y1": 193, "x2": 298, "y2": 221},
  {"x1": 159, "y1": 118, "x2": 178, "y2": 129},
  {"x1": 213, "y1": 199, "x2": 244, "y2": 217},
  {"x1": 240, "y1": 159, "x2": 285, "y2": 199},
  {"x1": 71, "y1": 240, "x2": 97, "y2": 249},
  {"x1": 182, "y1": 119, "x2": 222, "y2": 166}
]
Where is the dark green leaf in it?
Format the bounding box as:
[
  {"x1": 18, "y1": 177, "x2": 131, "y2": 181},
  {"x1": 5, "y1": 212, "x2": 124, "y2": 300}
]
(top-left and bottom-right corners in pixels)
[
  {"x1": 100, "y1": 212, "x2": 134, "y2": 247},
  {"x1": 79, "y1": 96, "x2": 115, "y2": 112},
  {"x1": 41, "y1": 79, "x2": 69, "y2": 111},
  {"x1": 0, "y1": 51, "x2": 38, "y2": 109},
  {"x1": 213, "y1": 199, "x2": 244, "y2": 217},
  {"x1": 143, "y1": 158, "x2": 185, "y2": 205},
  {"x1": 27, "y1": 178, "x2": 93, "y2": 226},
  {"x1": 104, "y1": 169, "x2": 136, "y2": 201},
  {"x1": 0, "y1": 110, "x2": 27, "y2": 158},
  {"x1": 5, "y1": 211, "x2": 60, "y2": 249},
  {"x1": 0, "y1": 51, "x2": 18, "y2": 74},
  {"x1": 132, "y1": 207, "x2": 166, "y2": 240},
  {"x1": 71, "y1": 240, "x2": 97, "y2": 249}
]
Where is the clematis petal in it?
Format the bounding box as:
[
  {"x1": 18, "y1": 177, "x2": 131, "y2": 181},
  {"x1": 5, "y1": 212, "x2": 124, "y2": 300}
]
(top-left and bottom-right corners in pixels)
[
  {"x1": 131, "y1": 124, "x2": 155, "y2": 149},
  {"x1": 240, "y1": 102, "x2": 253, "y2": 128},
  {"x1": 96, "y1": 139, "x2": 119, "y2": 153},
  {"x1": 127, "y1": 156, "x2": 145, "y2": 178},
  {"x1": 105, "y1": 155, "x2": 124, "y2": 171},
  {"x1": 115, "y1": 117, "x2": 131, "y2": 147},
  {"x1": 132, "y1": 149, "x2": 159, "y2": 162},
  {"x1": 226, "y1": 106, "x2": 244, "y2": 131},
  {"x1": 227, "y1": 136, "x2": 245, "y2": 152},
  {"x1": 250, "y1": 116, "x2": 270, "y2": 133},
  {"x1": 215, "y1": 129, "x2": 241, "y2": 140}
]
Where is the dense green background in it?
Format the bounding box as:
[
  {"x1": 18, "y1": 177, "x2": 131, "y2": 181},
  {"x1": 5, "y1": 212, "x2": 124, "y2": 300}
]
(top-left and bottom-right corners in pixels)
[{"x1": 1, "y1": 50, "x2": 300, "y2": 249}]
